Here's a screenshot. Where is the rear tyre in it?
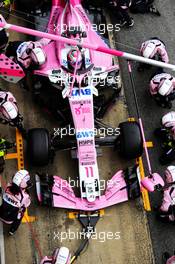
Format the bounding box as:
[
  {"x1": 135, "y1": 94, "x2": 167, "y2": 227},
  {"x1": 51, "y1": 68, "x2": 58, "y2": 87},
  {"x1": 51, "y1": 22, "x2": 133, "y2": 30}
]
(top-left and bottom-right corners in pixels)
[
  {"x1": 116, "y1": 121, "x2": 143, "y2": 159},
  {"x1": 27, "y1": 128, "x2": 50, "y2": 166}
]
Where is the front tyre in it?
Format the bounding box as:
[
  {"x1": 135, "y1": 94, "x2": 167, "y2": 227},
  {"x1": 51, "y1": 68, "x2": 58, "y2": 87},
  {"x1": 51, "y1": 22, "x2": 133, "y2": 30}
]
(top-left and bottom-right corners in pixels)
[
  {"x1": 116, "y1": 121, "x2": 143, "y2": 159},
  {"x1": 27, "y1": 128, "x2": 51, "y2": 166}
]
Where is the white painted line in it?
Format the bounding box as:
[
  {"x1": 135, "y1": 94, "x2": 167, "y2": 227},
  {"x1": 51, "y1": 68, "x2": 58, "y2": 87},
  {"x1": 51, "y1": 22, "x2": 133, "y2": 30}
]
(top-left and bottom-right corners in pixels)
[{"x1": 0, "y1": 222, "x2": 5, "y2": 264}]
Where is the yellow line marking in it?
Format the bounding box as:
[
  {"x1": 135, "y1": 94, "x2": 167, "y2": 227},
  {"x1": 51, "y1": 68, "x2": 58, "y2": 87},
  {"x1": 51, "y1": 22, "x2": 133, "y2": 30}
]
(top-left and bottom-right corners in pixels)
[
  {"x1": 146, "y1": 142, "x2": 153, "y2": 148},
  {"x1": 137, "y1": 157, "x2": 151, "y2": 211},
  {"x1": 4, "y1": 153, "x2": 18, "y2": 159},
  {"x1": 128, "y1": 117, "x2": 135, "y2": 122},
  {"x1": 99, "y1": 209, "x2": 105, "y2": 216},
  {"x1": 68, "y1": 212, "x2": 77, "y2": 219},
  {"x1": 22, "y1": 215, "x2": 37, "y2": 223}
]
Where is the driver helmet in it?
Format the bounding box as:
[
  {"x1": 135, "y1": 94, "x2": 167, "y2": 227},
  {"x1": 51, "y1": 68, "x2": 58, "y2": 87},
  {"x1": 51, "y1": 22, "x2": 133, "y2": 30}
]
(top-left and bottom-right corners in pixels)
[
  {"x1": 67, "y1": 49, "x2": 82, "y2": 70},
  {"x1": 158, "y1": 78, "x2": 173, "y2": 96},
  {"x1": 165, "y1": 166, "x2": 175, "y2": 184},
  {"x1": 30, "y1": 47, "x2": 47, "y2": 66},
  {"x1": 12, "y1": 170, "x2": 31, "y2": 189},
  {"x1": 142, "y1": 42, "x2": 156, "y2": 58}
]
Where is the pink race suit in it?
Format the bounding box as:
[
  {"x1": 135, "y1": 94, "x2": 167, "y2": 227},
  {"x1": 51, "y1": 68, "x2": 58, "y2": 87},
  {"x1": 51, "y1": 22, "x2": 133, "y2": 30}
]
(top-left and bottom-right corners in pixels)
[
  {"x1": 150, "y1": 73, "x2": 175, "y2": 95},
  {"x1": 140, "y1": 39, "x2": 169, "y2": 63},
  {"x1": 10, "y1": 38, "x2": 51, "y2": 69},
  {"x1": 159, "y1": 168, "x2": 175, "y2": 222},
  {"x1": 0, "y1": 91, "x2": 18, "y2": 121},
  {"x1": 166, "y1": 256, "x2": 175, "y2": 264},
  {"x1": 0, "y1": 183, "x2": 31, "y2": 233}
]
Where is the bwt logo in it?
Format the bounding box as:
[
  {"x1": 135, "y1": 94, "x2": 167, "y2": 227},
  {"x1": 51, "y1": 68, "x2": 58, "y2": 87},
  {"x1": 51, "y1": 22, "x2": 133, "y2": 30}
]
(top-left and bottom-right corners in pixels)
[
  {"x1": 77, "y1": 131, "x2": 94, "y2": 139},
  {"x1": 72, "y1": 88, "x2": 91, "y2": 96}
]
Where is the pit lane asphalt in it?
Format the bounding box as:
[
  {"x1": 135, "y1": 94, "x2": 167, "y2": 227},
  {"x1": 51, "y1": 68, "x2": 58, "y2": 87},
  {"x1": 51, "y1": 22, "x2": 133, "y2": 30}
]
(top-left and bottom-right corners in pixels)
[{"x1": 110, "y1": 0, "x2": 175, "y2": 262}]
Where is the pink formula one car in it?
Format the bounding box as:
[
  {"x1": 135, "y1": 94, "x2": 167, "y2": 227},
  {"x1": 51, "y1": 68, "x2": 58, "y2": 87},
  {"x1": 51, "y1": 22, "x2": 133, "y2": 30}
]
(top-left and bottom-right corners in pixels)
[
  {"x1": 1, "y1": 0, "x2": 164, "y2": 211},
  {"x1": 26, "y1": 0, "x2": 145, "y2": 211}
]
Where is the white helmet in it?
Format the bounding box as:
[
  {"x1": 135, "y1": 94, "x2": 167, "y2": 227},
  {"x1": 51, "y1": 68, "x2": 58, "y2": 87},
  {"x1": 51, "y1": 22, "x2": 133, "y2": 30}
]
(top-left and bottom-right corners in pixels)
[
  {"x1": 162, "y1": 111, "x2": 175, "y2": 128},
  {"x1": 12, "y1": 170, "x2": 30, "y2": 188},
  {"x1": 54, "y1": 247, "x2": 70, "y2": 264},
  {"x1": 1, "y1": 101, "x2": 18, "y2": 120},
  {"x1": 158, "y1": 79, "x2": 173, "y2": 96},
  {"x1": 165, "y1": 166, "x2": 175, "y2": 184},
  {"x1": 30, "y1": 47, "x2": 46, "y2": 66},
  {"x1": 142, "y1": 42, "x2": 156, "y2": 58}
]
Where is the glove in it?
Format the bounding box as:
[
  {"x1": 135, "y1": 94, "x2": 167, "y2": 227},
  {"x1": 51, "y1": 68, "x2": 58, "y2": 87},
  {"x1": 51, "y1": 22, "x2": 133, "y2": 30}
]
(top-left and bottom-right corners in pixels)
[
  {"x1": 148, "y1": 5, "x2": 161, "y2": 16},
  {"x1": 0, "y1": 14, "x2": 6, "y2": 26},
  {"x1": 9, "y1": 142, "x2": 16, "y2": 148},
  {"x1": 167, "y1": 92, "x2": 175, "y2": 101},
  {"x1": 4, "y1": 142, "x2": 16, "y2": 149},
  {"x1": 0, "y1": 15, "x2": 8, "y2": 51}
]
